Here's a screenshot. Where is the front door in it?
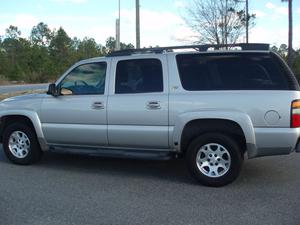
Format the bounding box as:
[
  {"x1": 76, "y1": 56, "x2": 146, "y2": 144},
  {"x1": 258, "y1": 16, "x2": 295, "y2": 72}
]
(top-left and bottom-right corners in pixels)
[{"x1": 40, "y1": 60, "x2": 109, "y2": 147}]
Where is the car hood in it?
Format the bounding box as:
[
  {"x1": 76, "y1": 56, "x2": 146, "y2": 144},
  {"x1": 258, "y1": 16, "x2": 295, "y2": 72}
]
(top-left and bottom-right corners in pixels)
[{"x1": 0, "y1": 93, "x2": 46, "y2": 111}]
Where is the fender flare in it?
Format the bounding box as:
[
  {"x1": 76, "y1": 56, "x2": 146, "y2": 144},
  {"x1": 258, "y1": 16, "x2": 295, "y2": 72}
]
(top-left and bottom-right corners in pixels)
[
  {"x1": 172, "y1": 110, "x2": 257, "y2": 157},
  {"x1": 0, "y1": 110, "x2": 48, "y2": 150}
]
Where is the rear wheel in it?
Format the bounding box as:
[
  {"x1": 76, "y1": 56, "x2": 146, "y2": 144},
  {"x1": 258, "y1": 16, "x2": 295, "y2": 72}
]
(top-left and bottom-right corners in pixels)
[
  {"x1": 3, "y1": 123, "x2": 42, "y2": 165},
  {"x1": 186, "y1": 133, "x2": 243, "y2": 187}
]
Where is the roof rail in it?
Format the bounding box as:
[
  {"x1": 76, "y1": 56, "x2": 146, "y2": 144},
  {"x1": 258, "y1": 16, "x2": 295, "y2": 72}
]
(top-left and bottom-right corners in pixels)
[{"x1": 106, "y1": 43, "x2": 270, "y2": 57}]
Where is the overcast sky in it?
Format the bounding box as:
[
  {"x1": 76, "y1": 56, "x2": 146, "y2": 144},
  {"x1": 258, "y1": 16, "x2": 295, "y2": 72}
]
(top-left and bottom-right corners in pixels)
[{"x1": 0, "y1": 0, "x2": 299, "y2": 48}]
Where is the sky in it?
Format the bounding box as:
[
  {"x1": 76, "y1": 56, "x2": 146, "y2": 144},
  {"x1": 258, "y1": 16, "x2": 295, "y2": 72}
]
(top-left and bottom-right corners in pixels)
[{"x1": 0, "y1": 0, "x2": 299, "y2": 48}]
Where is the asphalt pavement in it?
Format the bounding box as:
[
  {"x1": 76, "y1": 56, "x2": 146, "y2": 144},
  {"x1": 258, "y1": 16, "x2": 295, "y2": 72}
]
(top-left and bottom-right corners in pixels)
[
  {"x1": 0, "y1": 84, "x2": 48, "y2": 94},
  {"x1": 0, "y1": 145, "x2": 300, "y2": 225}
]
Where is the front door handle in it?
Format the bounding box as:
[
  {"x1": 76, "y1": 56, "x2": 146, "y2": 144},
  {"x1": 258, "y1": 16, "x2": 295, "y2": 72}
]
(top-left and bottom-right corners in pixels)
[
  {"x1": 92, "y1": 102, "x2": 104, "y2": 109},
  {"x1": 146, "y1": 101, "x2": 161, "y2": 110}
]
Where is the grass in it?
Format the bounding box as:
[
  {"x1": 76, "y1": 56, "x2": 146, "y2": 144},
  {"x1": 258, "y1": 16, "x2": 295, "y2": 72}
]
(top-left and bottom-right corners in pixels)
[
  {"x1": 0, "y1": 79, "x2": 11, "y2": 85},
  {"x1": 0, "y1": 89, "x2": 45, "y2": 101}
]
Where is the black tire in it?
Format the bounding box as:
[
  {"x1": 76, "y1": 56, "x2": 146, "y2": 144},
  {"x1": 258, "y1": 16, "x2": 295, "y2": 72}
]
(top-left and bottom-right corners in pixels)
[
  {"x1": 3, "y1": 123, "x2": 42, "y2": 165},
  {"x1": 186, "y1": 133, "x2": 243, "y2": 187}
]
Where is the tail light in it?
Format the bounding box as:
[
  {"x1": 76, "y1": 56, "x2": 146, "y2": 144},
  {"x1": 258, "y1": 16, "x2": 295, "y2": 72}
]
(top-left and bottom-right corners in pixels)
[{"x1": 291, "y1": 100, "x2": 300, "y2": 128}]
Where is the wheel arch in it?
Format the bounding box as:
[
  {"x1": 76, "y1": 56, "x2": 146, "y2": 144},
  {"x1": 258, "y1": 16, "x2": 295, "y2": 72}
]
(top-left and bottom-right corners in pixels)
[
  {"x1": 172, "y1": 111, "x2": 257, "y2": 157},
  {"x1": 181, "y1": 119, "x2": 246, "y2": 154},
  {"x1": 0, "y1": 111, "x2": 48, "y2": 150}
]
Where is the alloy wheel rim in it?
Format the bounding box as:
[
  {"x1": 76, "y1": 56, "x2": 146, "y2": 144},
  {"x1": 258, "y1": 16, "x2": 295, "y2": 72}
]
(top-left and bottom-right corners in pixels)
[
  {"x1": 196, "y1": 143, "x2": 231, "y2": 178},
  {"x1": 8, "y1": 131, "x2": 30, "y2": 159}
]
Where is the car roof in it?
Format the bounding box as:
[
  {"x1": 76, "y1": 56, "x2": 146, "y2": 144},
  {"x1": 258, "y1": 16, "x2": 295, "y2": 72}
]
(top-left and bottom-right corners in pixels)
[
  {"x1": 106, "y1": 43, "x2": 269, "y2": 57},
  {"x1": 77, "y1": 43, "x2": 271, "y2": 64}
]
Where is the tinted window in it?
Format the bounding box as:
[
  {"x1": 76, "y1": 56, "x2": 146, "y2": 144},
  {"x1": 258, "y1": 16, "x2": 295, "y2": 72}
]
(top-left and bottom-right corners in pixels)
[
  {"x1": 60, "y1": 62, "x2": 107, "y2": 95},
  {"x1": 115, "y1": 59, "x2": 163, "y2": 94},
  {"x1": 176, "y1": 53, "x2": 290, "y2": 91}
]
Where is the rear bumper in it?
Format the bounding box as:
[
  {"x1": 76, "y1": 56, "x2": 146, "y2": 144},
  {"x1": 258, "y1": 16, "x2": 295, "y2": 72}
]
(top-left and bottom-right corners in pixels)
[{"x1": 248, "y1": 128, "x2": 300, "y2": 158}]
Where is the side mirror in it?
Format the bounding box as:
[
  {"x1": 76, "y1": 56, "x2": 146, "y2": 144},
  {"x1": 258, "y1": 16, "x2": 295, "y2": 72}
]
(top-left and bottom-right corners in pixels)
[{"x1": 47, "y1": 83, "x2": 59, "y2": 97}]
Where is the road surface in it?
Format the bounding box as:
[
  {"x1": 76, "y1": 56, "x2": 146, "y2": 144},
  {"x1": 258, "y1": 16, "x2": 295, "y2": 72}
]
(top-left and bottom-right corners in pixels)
[
  {"x1": 0, "y1": 145, "x2": 299, "y2": 225},
  {"x1": 0, "y1": 83, "x2": 48, "y2": 94}
]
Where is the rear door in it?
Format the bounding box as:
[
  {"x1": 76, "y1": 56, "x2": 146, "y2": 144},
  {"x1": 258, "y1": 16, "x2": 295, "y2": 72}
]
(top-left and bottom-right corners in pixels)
[{"x1": 107, "y1": 55, "x2": 169, "y2": 149}]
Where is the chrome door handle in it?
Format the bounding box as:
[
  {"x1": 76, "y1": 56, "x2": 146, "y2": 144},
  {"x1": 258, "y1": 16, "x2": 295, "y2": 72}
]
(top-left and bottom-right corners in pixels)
[
  {"x1": 92, "y1": 102, "x2": 104, "y2": 109},
  {"x1": 146, "y1": 101, "x2": 161, "y2": 110}
]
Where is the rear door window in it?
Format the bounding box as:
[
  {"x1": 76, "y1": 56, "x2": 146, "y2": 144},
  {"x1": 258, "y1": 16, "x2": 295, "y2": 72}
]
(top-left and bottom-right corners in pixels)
[
  {"x1": 115, "y1": 59, "x2": 163, "y2": 94},
  {"x1": 176, "y1": 53, "x2": 290, "y2": 91}
]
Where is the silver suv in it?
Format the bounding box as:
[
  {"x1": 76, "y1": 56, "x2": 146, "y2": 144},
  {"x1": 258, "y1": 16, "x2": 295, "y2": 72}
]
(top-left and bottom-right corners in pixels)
[{"x1": 1, "y1": 43, "x2": 300, "y2": 186}]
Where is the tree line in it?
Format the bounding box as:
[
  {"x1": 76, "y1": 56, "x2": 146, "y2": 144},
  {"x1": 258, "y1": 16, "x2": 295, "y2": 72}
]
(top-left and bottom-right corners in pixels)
[
  {"x1": 272, "y1": 44, "x2": 300, "y2": 79},
  {"x1": 0, "y1": 23, "x2": 134, "y2": 83},
  {"x1": 0, "y1": 22, "x2": 299, "y2": 84}
]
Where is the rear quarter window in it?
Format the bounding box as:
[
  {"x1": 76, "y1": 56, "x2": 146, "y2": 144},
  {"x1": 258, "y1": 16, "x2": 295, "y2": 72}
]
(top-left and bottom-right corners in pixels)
[{"x1": 176, "y1": 52, "x2": 297, "y2": 91}]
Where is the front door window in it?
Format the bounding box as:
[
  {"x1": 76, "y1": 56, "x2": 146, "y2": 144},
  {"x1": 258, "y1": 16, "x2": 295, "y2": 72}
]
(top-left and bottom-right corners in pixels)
[{"x1": 60, "y1": 62, "x2": 107, "y2": 95}]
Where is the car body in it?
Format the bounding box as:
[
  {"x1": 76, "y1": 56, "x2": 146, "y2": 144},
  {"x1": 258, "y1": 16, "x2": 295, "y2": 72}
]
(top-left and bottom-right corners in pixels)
[{"x1": 1, "y1": 43, "x2": 300, "y2": 186}]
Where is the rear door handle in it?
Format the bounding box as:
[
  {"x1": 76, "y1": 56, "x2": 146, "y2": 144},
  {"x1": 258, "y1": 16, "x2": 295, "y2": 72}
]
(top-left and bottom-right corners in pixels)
[
  {"x1": 92, "y1": 102, "x2": 104, "y2": 109},
  {"x1": 146, "y1": 101, "x2": 161, "y2": 110}
]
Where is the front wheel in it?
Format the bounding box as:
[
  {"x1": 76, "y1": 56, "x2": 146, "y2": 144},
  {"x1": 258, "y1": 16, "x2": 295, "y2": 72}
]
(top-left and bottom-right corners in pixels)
[
  {"x1": 3, "y1": 123, "x2": 43, "y2": 165},
  {"x1": 186, "y1": 133, "x2": 243, "y2": 187}
]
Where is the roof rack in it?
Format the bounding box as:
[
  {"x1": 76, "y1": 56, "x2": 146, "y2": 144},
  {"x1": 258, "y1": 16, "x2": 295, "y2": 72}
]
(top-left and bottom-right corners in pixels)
[{"x1": 106, "y1": 43, "x2": 270, "y2": 57}]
